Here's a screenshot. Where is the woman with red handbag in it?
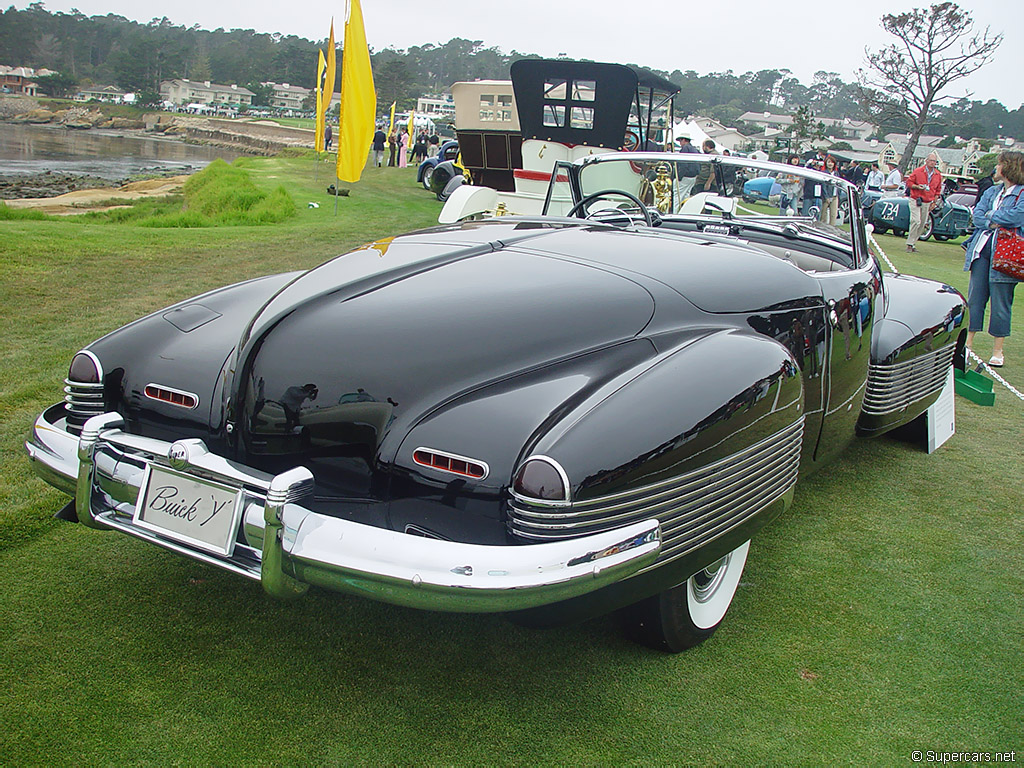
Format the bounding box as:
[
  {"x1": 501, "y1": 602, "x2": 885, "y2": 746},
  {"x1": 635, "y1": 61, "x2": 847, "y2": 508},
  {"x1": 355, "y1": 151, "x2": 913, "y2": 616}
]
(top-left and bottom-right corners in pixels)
[{"x1": 963, "y1": 152, "x2": 1024, "y2": 367}]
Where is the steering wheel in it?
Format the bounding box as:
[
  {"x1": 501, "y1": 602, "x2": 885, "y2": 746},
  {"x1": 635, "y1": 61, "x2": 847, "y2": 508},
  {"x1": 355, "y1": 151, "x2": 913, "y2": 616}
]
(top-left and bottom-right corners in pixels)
[{"x1": 566, "y1": 189, "x2": 654, "y2": 227}]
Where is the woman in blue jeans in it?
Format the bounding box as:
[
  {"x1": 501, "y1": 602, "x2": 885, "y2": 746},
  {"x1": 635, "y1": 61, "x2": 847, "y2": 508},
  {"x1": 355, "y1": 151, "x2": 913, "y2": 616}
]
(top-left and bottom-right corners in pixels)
[{"x1": 964, "y1": 152, "x2": 1024, "y2": 367}]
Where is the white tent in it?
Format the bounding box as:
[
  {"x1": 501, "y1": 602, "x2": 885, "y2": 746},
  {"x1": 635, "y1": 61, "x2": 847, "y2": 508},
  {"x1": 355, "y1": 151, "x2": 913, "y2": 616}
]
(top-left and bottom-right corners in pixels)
[{"x1": 670, "y1": 119, "x2": 715, "y2": 150}]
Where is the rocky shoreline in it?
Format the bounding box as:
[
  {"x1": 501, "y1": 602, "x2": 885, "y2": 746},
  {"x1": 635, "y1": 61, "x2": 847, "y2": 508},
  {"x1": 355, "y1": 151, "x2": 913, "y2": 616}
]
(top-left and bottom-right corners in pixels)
[
  {"x1": 0, "y1": 171, "x2": 120, "y2": 200},
  {"x1": 1, "y1": 96, "x2": 315, "y2": 200},
  {"x1": 1, "y1": 95, "x2": 314, "y2": 155},
  {"x1": 0, "y1": 166, "x2": 203, "y2": 200}
]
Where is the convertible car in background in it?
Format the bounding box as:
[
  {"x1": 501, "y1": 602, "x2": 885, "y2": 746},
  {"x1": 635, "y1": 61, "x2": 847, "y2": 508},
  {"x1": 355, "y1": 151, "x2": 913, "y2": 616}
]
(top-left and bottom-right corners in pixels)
[
  {"x1": 742, "y1": 174, "x2": 781, "y2": 204},
  {"x1": 27, "y1": 152, "x2": 966, "y2": 653},
  {"x1": 862, "y1": 188, "x2": 972, "y2": 241}
]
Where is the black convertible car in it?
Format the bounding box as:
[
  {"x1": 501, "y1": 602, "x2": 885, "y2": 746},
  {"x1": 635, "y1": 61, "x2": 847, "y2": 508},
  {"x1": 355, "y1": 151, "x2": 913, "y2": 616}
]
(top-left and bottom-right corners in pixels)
[{"x1": 27, "y1": 153, "x2": 966, "y2": 652}]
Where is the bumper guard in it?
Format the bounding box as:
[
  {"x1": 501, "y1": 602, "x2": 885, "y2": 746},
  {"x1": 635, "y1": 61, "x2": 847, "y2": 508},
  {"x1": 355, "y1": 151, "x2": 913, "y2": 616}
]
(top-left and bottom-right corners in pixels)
[{"x1": 26, "y1": 408, "x2": 661, "y2": 613}]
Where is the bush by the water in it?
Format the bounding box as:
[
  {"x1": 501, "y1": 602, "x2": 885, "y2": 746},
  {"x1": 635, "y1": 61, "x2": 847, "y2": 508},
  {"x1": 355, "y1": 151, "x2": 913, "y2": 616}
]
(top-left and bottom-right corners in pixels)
[
  {"x1": 164, "y1": 158, "x2": 296, "y2": 226},
  {"x1": 0, "y1": 202, "x2": 50, "y2": 220},
  {"x1": 1, "y1": 159, "x2": 296, "y2": 227}
]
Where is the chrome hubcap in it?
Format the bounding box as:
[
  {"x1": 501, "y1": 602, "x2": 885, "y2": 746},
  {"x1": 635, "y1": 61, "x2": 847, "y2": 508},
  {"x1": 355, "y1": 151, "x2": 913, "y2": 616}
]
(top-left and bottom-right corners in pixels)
[{"x1": 690, "y1": 553, "x2": 730, "y2": 603}]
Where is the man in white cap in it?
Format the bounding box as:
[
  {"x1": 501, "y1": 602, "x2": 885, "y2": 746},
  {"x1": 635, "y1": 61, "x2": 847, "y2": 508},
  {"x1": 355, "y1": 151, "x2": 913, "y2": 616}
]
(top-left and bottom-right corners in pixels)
[{"x1": 675, "y1": 133, "x2": 701, "y2": 200}]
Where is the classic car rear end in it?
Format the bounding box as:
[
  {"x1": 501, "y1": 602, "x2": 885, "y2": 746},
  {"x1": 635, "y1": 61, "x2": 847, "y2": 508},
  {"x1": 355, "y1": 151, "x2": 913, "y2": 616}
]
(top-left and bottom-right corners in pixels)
[{"x1": 27, "y1": 153, "x2": 966, "y2": 652}]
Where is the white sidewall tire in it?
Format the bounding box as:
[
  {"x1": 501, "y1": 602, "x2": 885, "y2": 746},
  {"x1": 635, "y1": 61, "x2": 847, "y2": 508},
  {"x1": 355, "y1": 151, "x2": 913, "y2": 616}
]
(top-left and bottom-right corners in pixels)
[{"x1": 686, "y1": 540, "x2": 750, "y2": 630}]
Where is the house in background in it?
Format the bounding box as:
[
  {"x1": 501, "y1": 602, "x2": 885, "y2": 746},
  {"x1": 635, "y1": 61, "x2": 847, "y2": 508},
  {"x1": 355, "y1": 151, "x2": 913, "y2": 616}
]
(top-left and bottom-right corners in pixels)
[
  {"x1": 739, "y1": 110, "x2": 878, "y2": 149},
  {"x1": 263, "y1": 82, "x2": 311, "y2": 111},
  {"x1": 74, "y1": 84, "x2": 128, "y2": 103},
  {"x1": 416, "y1": 93, "x2": 456, "y2": 122},
  {"x1": 885, "y1": 132, "x2": 944, "y2": 147},
  {"x1": 738, "y1": 111, "x2": 795, "y2": 134},
  {"x1": 882, "y1": 140, "x2": 974, "y2": 178},
  {"x1": 160, "y1": 79, "x2": 255, "y2": 109},
  {"x1": 1, "y1": 65, "x2": 56, "y2": 96},
  {"x1": 689, "y1": 116, "x2": 750, "y2": 152}
]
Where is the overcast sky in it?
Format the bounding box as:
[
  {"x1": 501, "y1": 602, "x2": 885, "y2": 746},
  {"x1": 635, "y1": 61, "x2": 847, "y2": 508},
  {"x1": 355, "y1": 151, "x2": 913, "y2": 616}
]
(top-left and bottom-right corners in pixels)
[{"x1": 16, "y1": 0, "x2": 1024, "y2": 110}]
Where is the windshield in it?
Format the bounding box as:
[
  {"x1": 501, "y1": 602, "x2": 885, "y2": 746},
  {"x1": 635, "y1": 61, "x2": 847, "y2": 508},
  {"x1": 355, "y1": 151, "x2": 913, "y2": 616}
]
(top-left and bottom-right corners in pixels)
[{"x1": 568, "y1": 153, "x2": 859, "y2": 250}]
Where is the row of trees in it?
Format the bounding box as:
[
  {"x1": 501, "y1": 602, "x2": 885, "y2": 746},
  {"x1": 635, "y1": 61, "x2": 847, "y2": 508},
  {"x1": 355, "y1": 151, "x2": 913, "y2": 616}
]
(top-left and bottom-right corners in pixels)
[{"x1": 2, "y1": 3, "x2": 1021, "y2": 147}]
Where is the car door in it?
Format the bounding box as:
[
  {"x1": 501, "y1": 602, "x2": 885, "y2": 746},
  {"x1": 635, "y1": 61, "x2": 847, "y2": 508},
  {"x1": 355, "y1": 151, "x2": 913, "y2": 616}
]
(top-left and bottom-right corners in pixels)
[{"x1": 812, "y1": 259, "x2": 881, "y2": 465}]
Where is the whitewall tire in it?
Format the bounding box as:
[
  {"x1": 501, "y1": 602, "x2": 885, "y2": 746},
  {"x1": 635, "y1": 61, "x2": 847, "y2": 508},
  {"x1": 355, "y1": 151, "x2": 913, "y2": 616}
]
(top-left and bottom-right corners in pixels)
[{"x1": 624, "y1": 539, "x2": 751, "y2": 653}]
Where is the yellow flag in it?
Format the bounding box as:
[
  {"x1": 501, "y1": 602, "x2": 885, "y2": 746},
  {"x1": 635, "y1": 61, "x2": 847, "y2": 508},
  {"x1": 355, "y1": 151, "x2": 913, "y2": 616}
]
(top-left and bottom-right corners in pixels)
[
  {"x1": 388, "y1": 102, "x2": 396, "y2": 135},
  {"x1": 314, "y1": 49, "x2": 326, "y2": 152},
  {"x1": 407, "y1": 110, "x2": 415, "y2": 140},
  {"x1": 323, "y1": 19, "x2": 336, "y2": 130},
  {"x1": 336, "y1": 0, "x2": 376, "y2": 183}
]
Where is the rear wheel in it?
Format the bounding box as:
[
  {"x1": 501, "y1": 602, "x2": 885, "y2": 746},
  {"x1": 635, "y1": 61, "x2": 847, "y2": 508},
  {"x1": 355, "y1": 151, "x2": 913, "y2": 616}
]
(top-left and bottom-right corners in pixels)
[
  {"x1": 421, "y1": 165, "x2": 434, "y2": 190},
  {"x1": 872, "y1": 225, "x2": 889, "y2": 235},
  {"x1": 623, "y1": 540, "x2": 750, "y2": 653}
]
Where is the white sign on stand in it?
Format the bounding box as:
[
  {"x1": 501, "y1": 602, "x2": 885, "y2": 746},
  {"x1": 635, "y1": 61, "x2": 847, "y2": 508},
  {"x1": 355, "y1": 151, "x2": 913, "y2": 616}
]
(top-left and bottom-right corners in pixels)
[{"x1": 926, "y1": 367, "x2": 956, "y2": 453}]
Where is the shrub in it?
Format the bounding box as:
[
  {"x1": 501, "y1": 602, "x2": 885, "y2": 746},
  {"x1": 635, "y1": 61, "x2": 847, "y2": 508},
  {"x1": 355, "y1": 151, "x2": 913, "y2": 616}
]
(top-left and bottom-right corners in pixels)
[
  {"x1": 0, "y1": 202, "x2": 49, "y2": 221},
  {"x1": 178, "y1": 159, "x2": 296, "y2": 225}
]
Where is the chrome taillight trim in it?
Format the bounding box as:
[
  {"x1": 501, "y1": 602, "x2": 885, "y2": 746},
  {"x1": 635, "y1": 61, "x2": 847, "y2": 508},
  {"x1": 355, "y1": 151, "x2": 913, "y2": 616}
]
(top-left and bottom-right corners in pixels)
[
  {"x1": 509, "y1": 454, "x2": 572, "y2": 507},
  {"x1": 71, "y1": 350, "x2": 104, "y2": 382},
  {"x1": 64, "y1": 350, "x2": 107, "y2": 435}
]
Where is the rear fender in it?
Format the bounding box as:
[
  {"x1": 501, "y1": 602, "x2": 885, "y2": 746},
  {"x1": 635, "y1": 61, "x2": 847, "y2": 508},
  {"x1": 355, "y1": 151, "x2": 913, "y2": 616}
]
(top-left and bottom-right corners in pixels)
[
  {"x1": 83, "y1": 272, "x2": 302, "y2": 442},
  {"x1": 533, "y1": 329, "x2": 804, "y2": 503},
  {"x1": 510, "y1": 329, "x2": 805, "y2": 625}
]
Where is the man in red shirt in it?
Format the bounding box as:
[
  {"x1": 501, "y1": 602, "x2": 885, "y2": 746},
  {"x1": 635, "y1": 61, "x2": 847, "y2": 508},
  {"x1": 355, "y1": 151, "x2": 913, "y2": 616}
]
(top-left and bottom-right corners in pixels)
[{"x1": 905, "y1": 152, "x2": 943, "y2": 252}]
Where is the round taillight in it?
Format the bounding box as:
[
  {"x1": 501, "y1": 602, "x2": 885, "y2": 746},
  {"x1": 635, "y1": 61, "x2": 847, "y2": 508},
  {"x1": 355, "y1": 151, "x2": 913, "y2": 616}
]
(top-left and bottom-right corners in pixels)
[
  {"x1": 68, "y1": 351, "x2": 102, "y2": 384},
  {"x1": 512, "y1": 456, "x2": 570, "y2": 503}
]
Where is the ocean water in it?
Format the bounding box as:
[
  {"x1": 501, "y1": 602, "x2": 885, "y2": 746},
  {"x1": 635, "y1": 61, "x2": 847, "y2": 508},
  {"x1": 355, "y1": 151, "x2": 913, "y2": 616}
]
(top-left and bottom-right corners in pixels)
[{"x1": 0, "y1": 123, "x2": 246, "y2": 180}]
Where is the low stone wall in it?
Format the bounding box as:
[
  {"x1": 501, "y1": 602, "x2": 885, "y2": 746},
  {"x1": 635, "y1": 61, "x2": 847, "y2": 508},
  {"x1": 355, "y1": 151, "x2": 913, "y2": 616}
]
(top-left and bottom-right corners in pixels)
[
  {"x1": 173, "y1": 117, "x2": 314, "y2": 154},
  {"x1": 0, "y1": 94, "x2": 39, "y2": 118}
]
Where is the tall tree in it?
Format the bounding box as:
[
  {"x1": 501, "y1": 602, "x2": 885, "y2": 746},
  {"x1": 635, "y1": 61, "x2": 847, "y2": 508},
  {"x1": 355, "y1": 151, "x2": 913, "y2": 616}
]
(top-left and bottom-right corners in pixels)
[
  {"x1": 858, "y1": 2, "x2": 1002, "y2": 173},
  {"x1": 791, "y1": 105, "x2": 816, "y2": 152}
]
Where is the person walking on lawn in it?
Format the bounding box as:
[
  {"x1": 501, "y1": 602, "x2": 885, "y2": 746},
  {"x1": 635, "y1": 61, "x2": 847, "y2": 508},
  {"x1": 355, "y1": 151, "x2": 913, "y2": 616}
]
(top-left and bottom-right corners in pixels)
[{"x1": 905, "y1": 153, "x2": 943, "y2": 252}]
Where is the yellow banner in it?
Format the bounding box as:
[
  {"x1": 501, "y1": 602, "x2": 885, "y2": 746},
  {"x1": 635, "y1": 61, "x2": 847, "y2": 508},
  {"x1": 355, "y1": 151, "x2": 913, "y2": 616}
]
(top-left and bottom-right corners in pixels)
[
  {"x1": 388, "y1": 102, "x2": 396, "y2": 136},
  {"x1": 323, "y1": 19, "x2": 336, "y2": 139},
  {"x1": 314, "y1": 49, "x2": 326, "y2": 152},
  {"x1": 336, "y1": 0, "x2": 377, "y2": 183},
  {"x1": 407, "y1": 110, "x2": 415, "y2": 140}
]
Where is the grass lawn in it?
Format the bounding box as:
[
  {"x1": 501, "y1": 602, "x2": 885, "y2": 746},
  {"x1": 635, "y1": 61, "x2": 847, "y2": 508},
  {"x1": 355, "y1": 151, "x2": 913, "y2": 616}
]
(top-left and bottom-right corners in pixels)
[
  {"x1": 264, "y1": 116, "x2": 317, "y2": 130},
  {"x1": 1, "y1": 160, "x2": 1021, "y2": 765}
]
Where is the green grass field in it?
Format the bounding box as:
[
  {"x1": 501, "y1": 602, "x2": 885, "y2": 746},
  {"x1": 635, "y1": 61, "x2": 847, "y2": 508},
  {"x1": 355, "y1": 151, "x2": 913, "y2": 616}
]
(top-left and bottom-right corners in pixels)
[{"x1": 1, "y1": 157, "x2": 1021, "y2": 765}]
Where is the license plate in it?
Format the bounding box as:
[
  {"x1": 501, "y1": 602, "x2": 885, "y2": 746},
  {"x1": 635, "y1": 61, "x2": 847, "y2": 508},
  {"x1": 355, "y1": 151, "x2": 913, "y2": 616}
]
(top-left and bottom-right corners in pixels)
[{"x1": 134, "y1": 465, "x2": 244, "y2": 556}]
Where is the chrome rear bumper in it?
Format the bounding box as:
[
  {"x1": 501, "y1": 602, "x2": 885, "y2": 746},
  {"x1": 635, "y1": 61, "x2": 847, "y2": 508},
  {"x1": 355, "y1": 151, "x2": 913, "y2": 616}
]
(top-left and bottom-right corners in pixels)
[{"x1": 26, "y1": 407, "x2": 661, "y2": 612}]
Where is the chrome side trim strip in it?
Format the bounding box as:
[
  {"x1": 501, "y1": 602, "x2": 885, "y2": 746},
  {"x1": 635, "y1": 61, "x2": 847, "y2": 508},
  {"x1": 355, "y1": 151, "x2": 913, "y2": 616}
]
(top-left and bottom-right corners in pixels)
[
  {"x1": 862, "y1": 344, "x2": 954, "y2": 416},
  {"x1": 508, "y1": 418, "x2": 803, "y2": 568}
]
